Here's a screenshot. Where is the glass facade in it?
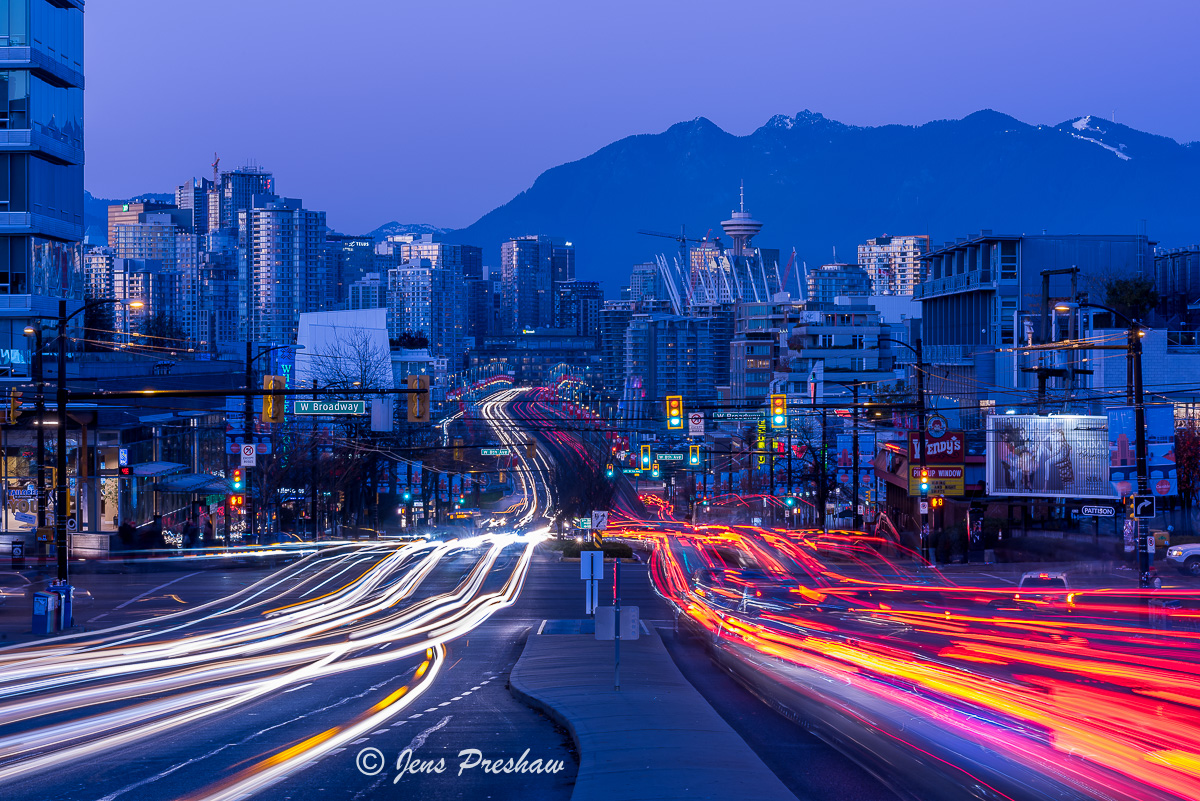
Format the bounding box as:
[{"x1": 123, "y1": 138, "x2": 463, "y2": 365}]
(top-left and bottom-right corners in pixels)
[{"x1": 0, "y1": 0, "x2": 84, "y2": 72}]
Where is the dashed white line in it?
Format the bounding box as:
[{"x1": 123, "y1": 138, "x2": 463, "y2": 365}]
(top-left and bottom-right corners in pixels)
[
  {"x1": 350, "y1": 737, "x2": 368, "y2": 745},
  {"x1": 438, "y1": 701, "x2": 451, "y2": 707},
  {"x1": 408, "y1": 713, "x2": 423, "y2": 719},
  {"x1": 282, "y1": 683, "x2": 312, "y2": 693},
  {"x1": 451, "y1": 696, "x2": 462, "y2": 701}
]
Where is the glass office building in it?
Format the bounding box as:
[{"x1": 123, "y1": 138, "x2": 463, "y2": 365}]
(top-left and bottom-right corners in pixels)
[{"x1": 0, "y1": 0, "x2": 85, "y2": 376}]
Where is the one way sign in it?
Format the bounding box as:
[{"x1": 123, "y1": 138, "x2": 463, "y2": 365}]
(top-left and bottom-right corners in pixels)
[{"x1": 1132, "y1": 495, "x2": 1156, "y2": 519}]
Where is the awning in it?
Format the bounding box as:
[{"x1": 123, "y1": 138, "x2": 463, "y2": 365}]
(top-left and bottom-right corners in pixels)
[
  {"x1": 130, "y1": 461, "x2": 188, "y2": 478},
  {"x1": 151, "y1": 472, "x2": 231, "y2": 493}
]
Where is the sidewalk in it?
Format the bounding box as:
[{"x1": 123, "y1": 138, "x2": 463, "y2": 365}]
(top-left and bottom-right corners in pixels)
[{"x1": 510, "y1": 622, "x2": 799, "y2": 801}]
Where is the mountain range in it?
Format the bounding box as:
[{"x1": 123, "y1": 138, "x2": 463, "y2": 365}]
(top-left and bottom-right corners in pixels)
[{"x1": 446, "y1": 110, "x2": 1200, "y2": 296}]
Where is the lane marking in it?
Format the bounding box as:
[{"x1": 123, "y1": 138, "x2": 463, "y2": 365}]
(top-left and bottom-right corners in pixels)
[
  {"x1": 112, "y1": 572, "x2": 206, "y2": 611},
  {"x1": 283, "y1": 683, "x2": 313, "y2": 693}
]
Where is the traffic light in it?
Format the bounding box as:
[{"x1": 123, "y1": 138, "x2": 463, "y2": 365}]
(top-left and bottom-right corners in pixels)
[
  {"x1": 230, "y1": 494, "x2": 244, "y2": 507},
  {"x1": 688, "y1": 444, "x2": 700, "y2": 467},
  {"x1": 919, "y1": 467, "x2": 929, "y2": 496},
  {"x1": 402, "y1": 489, "x2": 413, "y2": 502},
  {"x1": 651, "y1": 462, "x2": 661, "y2": 479},
  {"x1": 666, "y1": 395, "x2": 683, "y2": 429},
  {"x1": 262, "y1": 375, "x2": 286, "y2": 423},
  {"x1": 406, "y1": 374, "x2": 431, "y2": 423},
  {"x1": 8, "y1": 389, "x2": 21, "y2": 422},
  {"x1": 770, "y1": 394, "x2": 787, "y2": 429},
  {"x1": 640, "y1": 444, "x2": 652, "y2": 470},
  {"x1": 931, "y1": 495, "x2": 944, "y2": 509},
  {"x1": 454, "y1": 438, "x2": 464, "y2": 461},
  {"x1": 232, "y1": 468, "x2": 243, "y2": 491},
  {"x1": 784, "y1": 495, "x2": 797, "y2": 508},
  {"x1": 605, "y1": 463, "x2": 615, "y2": 478}
]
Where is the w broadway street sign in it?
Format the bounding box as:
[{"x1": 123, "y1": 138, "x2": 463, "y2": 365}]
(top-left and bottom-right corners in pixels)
[
  {"x1": 293, "y1": 400, "x2": 366, "y2": 415},
  {"x1": 481, "y1": 447, "x2": 511, "y2": 456}
]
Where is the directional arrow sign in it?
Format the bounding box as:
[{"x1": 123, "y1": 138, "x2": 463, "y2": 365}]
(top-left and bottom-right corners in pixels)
[{"x1": 1132, "y1": 495, "x2": 1156, "y2": 519}]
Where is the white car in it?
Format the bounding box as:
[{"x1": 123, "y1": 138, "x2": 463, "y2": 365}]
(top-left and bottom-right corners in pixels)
[{"x1": 1166, "y1": 544, "x2": 1200, "y2": 576}]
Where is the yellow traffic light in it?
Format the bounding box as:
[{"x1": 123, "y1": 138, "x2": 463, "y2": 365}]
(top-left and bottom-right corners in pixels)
[
  {"x1": 688, "y1": 444, "x2": 700, "y2": 466},
  {"x1": 406, "y1": 374, "x2": 431, "y2": 422},
  {"x1": 640, "y1": 444, "x2": 652, "y2": 470},
  {"x1": 666, "y1": 395, "x2": 683, "y2": 429},
  {"x1": 8, "y1": 389, "x2": 21, "y2": 423},
  {"x1": 770, "y1": 394, "x2": 787, "y2": 429},
  {"x1": 262, "y1": 375, "x2": 286, "y2": 423},
  {"x1": 454, "y1": 437, "x2": 464, "y2": 461}
]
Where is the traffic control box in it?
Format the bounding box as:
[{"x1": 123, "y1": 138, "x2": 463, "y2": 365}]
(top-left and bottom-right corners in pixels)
[{"x1": 32, "y1": 590, "x2": 59, "y2": 635}]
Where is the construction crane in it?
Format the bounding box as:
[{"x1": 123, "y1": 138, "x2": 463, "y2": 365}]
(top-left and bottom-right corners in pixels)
[
  {"x1": 211, "y1": 152, "x2": 220, "y2": 184},
  {"x1": 637, "y1": 227, "x2": 723, "y2": 271}
]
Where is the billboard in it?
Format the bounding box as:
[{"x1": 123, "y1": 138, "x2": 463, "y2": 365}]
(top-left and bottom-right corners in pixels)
[
  {"x1": 835, "y1": 433, "x2": 874, "y2": 486},
  {"x1": 1108, "y1": 405, "x2": 1177, "y2": 497},
  {"x1": 986, "y1": 415, "x2": 1113, "y2": 499}
]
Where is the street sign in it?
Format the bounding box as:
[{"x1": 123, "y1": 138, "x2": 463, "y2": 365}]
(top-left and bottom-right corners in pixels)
[
  {"x1": 578, "y1": 517, "x2": 592, "y2": 529},
  {"x1": 688, "y1": 412, "x2": 705, "y2": 436},
  {"x1": 118, "y1": 448, "x2": 129, "y2": 467},
  {"x1": 480, "y1": 447, "x2": 511, "y2": 456},
  {"x1": 292, "y1": 400, "x2": 367, "y2": 415},
  {"x1": 622, "y1": 468, "x2": 641, "y2": 475},
  {"x1": 592, "y1": 510, "x2": 608, "y2": 531},
  {"x1": 657, "y1": 453, "x2": 684, "y2": 461},
  {"x1": 714, "y1": 411, "x2": 763, "y2": 421},
  {"x1": 581, "y1": 550, "x2": 603, "y2": 580},
  {"x1": 1132, "y1": 495, "x2": 1156, "y2": 519},
  {"x1": 919, "y1": 500, "x2": 929, "y2": 514},
  {"x1": 240, "y1": 443, "x2": 257, "y2": 467},
  {"x1": 595, "y1": 606, "x2": 640, "y2": 640},
  {"x1": 1082, "y1": 504, "x2": 1116, "y2": 517}
]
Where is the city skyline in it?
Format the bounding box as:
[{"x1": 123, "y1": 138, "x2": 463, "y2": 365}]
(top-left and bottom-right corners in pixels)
[{"x1": 86, "y1": 0, "x2": 1200, "y2": 234}]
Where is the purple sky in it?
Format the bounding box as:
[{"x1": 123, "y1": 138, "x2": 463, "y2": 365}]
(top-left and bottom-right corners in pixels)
[{"x1": 87, "y1": 0, "x2": 1200, "y2": 235}]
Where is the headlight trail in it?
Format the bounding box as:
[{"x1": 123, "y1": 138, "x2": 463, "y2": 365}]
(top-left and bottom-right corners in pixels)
[{"x1": 0, "y1": 532, "x2": 540, "y2": 794}]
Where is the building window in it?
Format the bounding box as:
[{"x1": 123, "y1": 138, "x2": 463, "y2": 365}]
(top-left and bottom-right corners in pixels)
[
  {"x1": 851, "y1": 334, "x2": 864, "y2": 348},
  {"x1": 819, "y1": 334, "x2": 833, "y2": 348},
  {"x1": 1000, "y1": 241, "x2": 1018, "y2": 281}
]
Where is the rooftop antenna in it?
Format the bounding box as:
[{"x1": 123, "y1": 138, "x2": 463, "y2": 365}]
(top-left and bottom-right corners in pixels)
[{"x1": 739, "y1": 180, "x2": 745, "y2": 213}]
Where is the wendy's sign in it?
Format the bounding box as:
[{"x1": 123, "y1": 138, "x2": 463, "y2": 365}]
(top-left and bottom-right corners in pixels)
[{"x1": 908, "y1": 430, "x2": 964, "y2": 464}]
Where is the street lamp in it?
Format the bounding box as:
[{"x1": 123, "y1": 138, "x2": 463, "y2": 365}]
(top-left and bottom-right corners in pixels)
[
  {"x1": 1056, "y1": 300, "x2": 1152, "y2": 589},
  {"x1": 22, "y1": 323, "x2": 47, "y2": 532},
  {"x1": 878, "y1": 336, "x2": 929, "y2": 563},
  {"x1": 45, "y1": 298, "x2": 143, "y2": 590}
]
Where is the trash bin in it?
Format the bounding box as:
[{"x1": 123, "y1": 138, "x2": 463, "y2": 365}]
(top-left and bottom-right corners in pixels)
[
  {"x1": 32, "y1": 591, "x2": 59, "y2": 636},
  {"x1": 48, "y1": 581, "x2": 74, "y2": 630}
]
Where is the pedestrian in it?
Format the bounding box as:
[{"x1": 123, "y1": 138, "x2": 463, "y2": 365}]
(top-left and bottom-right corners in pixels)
[
  {"x1": 202, "y1": 517, "x2": 214, "y2": 546},
  {"x1": 183, "y1": 520, "x2": 199, "y2": 549},
  {"x1": 117, "y1": 520, "x2": 136, "y2": 550}
]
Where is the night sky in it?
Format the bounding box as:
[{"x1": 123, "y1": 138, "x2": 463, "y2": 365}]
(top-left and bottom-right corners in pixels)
[{"x1": 87, "y1": 0, "x2": 1200, "y2": 234}]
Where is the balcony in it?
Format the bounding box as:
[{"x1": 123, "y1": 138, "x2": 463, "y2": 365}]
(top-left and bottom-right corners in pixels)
[
  {"x1": 0, "y1": 211, "x2": 83, "y2": 241},
  {"x1": 0, "y1": 125, "x2": 84, "y2": 165},
  {"x1": 913, "y1": 269, "x2": 994, "y2": 300},
  {"x1": 0, "y1": 46, "x2": 84, "y2": 89}
]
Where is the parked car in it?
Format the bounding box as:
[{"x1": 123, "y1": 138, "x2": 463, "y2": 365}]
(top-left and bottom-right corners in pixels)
[{"x1": 1166, "y1": 544, "x2": 1200, "y2": 576}]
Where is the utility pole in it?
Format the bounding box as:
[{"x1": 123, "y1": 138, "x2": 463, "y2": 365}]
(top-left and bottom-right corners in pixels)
[
  {"x1": 851, "y1": 383, "x2": 861, "y2": 530},
  {"x1": 310, "y1": 378, "x2": 318, "y2": 539},
  {"x1": 30, "y1": 326, "x2": 45, "y2": 531},
  {"x1": 915, "y1": 337, "x2": 929, "y2": 564},
  {"x1": 55, "y1": 299, "x2": 68, "y2": 583},
  {"x1": 1131, "y1": 322, "x2": 1151, "y2": 589},
  {"x1": 819, "y1": 407, "x2": 828, "y2": 535},
  {"x1": 244, "y1": 340, "x2": 255, "y2": 543}
]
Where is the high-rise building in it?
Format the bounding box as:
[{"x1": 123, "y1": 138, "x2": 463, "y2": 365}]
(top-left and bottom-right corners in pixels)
[
  {"x1": 0, "y1": 0, "x2": 85, "y2": 373},
  {"x1": 196, "y1": 232, "x2": 239, "y2": 347},
  {"x1": 465, "y1": 278, "x2": 499, "y2": 339},
  {"x1": 554, "y1": 280, "x2": 603, "y2": 339},
  {"x1": 323, "y1": 233, "x2": 376, "y2": 305},
  {"x1": 858, "y1": 234, "x2": 931, "y2": 296},
  {"x1": 108, "y1": 201, "x2": 175, "y2": 248},
  {"x1": 348, "y1": 273, "x2": 385, "y2": 310},
  {"x1": 629, "y1": 262, "x2": 666, "y2": 306},
  {"x1": 212, "y1": 166, "x2": 274, "y2": 233},
  {"x1": 386, "y1": 259, "x2": 465, "y2": 359},
  {"x1": 175, "y1": 178, "x2": 214, "y2": 234},
  {"x1": 500, "y1": 235, "x2": 573, "y2": 332},
  {"x1": 599, "y1": 300, "x2": 636, "y2": 396},
  {"x1": 624, "y1": 314, "x2": 715, "y2": 402},
  {"x1": 84, "y1": 247, "x2": 115, "y2": 301},
  {"x1": 113, "y1": 212, "x2": 200, "y2": 341},
  {"x1": 238, "y1": 196, "x2": 326, "y2": 344},
  {"x1": 806, "y1": 262, "x2": 873, "y2": 303}
]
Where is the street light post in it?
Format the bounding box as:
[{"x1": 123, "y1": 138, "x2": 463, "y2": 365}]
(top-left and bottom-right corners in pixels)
[
  {"x1": 1057, "y1": 300, "x2": 1151, "y2": 589},
  {"x1": 879, "y1": 337, "x2": 928, "y2": 562},
  {"x1": 23, "y1": 324, "x2": 46, "y2": 531}
]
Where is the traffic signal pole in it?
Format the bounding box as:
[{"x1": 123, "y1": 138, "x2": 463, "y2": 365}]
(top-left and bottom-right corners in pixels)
[{"x1": 916, "y1": 338, "x2": 929, "y2": 564}]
